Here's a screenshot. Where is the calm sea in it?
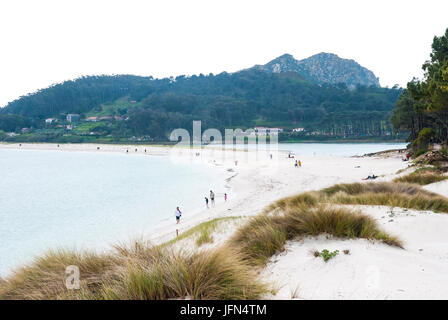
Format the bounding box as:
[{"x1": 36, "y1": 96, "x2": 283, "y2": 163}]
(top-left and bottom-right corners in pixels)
[{"x1": 0, "y1": 149, "x2": 224, "y2": 276}]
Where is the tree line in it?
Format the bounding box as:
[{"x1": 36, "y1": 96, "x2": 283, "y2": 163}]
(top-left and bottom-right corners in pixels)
[
  {"x1": 391, "y1": 28, "x2": 448, "y2": 152},
  {"x1": 0, "y1": 68, "x2": 402, "y2": 141}
]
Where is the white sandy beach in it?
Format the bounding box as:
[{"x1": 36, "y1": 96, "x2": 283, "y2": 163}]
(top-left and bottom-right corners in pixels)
[{"x1": 2, "y1": 142, "x2": 448, "y2": 300}]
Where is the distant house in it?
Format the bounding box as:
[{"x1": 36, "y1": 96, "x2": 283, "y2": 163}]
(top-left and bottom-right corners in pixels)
[
  {"x1": 21, "y1": 128, "x2": 30, "y2": 133},
  {"x1": 66, "y1": 114, "x2": 80, "y2": 123},
  {"x1": 66, "y1": 125, "x2": 73, "y2": 130},
  {"x1": 86, "y1": 116, "x2": 99, "y2": 122},
  {"x1": 45, "y1": 118, "x2": 57, "y2": 124},
  {"x1": 292, "y1": 127, "x2": 305, "y2": 133}
]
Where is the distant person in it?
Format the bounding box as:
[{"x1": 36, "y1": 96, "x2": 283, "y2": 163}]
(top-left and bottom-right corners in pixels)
[
  {"x1": 298, "y1": 160, "x2": 302, "y2": 167},
  {"x1": 295, "y1": 160, "x2": 298, "y2": 168},
  {"x1": 270, "y1": 154, "x2": 273, "y2": 160},
  {"x1": 224, "y1": 193, "x2": 227, "y2": 202},
  {"x1": 175, "y1": 206, "x2": 182, "y2": 224},
  {"x1": 210, "y1": 190, "x2": 215, "y2": 206},
  {"x1": 205, "y1": 197, "x2": 209, "y2": 209}
]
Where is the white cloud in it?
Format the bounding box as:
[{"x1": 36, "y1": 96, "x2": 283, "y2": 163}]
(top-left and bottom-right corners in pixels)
[{"x1": 0, "y1": 0, "x2": 447, "y2": 106}]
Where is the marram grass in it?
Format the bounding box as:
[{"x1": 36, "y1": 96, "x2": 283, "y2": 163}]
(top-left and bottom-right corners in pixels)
[
  {"x1": 228, "y1": 204, "x2": 402, "y2": 266},
  {"x1": 0, "y1": 242, "x2": 266, "y2": 300},
  {"x1": 393, "y1": 171, "x2": 447, "y2": 185}
]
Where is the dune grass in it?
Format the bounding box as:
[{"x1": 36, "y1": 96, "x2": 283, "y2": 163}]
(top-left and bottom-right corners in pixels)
[
  {"x1": 228, "y1": 205, "x2": 402, "y2": 266},
  {"x1": 0, "y1": 241, "x2": 266, "y2": 300},
  {"x1": 0, "y1": 249, "x2": 116, "y2": 300},
  {"x1": 102, "y1": 244, "x2": 266, "y2": 300},
  {"x1": 321, "y1": 182, "x2": 448, "y2": 213},
  {"x1": 163, "y1": 217, "x2": 239, "y2": 248},
  {"x1": 393, "y1": 171, "x2": 447, "y2": 185}
]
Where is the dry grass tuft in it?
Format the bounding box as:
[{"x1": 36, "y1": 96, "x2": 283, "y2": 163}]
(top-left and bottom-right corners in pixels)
[
  {"x1": 0, "y1": 242, "x2": 267, "y2": 300},
  {"x1": 393, "y1": 171, "x2": 447, "y2": 185},
  {"x1": 228, "y1": 204, "x2": 402, "y2": 266},
  {"x1": 322, "y1": 182, "x2": 448, "y2": 213},
  {"x1": 0, "y1": 249, "x2": 116, "y2": 300}
]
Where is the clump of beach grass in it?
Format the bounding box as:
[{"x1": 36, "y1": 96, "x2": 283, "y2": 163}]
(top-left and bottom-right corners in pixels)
[
  {"x1": 102, "y1": 245, "x2": 266, "y2": 300},
  {"x1": 322, "y1": 182, "x2": 448, "y2": 213},
  {"x1": 393, "y1": 171, "x2": 447, "y2": 185},
  {"x1": 0, "y1": 241, "x2": 267, "y2": 300},
  {"x1": 228, "y1": 204, "x2": 402, "y2": 266},
  {"x1": 0, "y1": 249, "x2": 116, "y2": 300}
]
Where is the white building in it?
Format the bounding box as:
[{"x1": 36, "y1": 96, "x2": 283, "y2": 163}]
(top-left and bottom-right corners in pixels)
[
  {"x1": 292, "y1": 127, "x2": 305, "y2": 132},
  {"x1": 45, "y1": 118, "x2": 57, "y2": 124}
]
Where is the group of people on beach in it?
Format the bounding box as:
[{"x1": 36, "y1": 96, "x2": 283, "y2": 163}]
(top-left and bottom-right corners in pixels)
[
  {"x1": 205, "y1": 190, "x2": 227, "y2": 208},
  {"x1": 288, "y1": 153, "x2": 302, "y2": 168},
  {"x1": 175, "y1": 190, "x2": 228, "y2": 224}
]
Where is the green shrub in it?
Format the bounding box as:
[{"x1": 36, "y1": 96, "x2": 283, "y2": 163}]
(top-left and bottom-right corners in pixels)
[
  {"x1": 315, "y1": 249, "x2": 339, "y2": 262},
  {"x1": 415, "y1": 149, "x2": 426, "y2": 157}
]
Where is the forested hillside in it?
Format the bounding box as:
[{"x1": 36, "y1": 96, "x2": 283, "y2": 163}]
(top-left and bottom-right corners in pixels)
[{"x1": 0, "y1": 59, "x2": 402, "y2": 143}]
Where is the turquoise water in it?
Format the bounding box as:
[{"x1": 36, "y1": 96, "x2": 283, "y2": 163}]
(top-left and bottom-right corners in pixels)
[{"x1": 0, "y1": 149, "x2": 224, "y2": 276}]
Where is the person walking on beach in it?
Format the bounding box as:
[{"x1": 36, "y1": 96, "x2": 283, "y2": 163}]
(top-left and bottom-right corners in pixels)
[
  {"x1": 175, "y1": 206, "x2": 182, "y2": 224},
  {"x1": 298, "y1": 160, "x2": 302, "y2": 167},
  {"x1": 295, "y1": 160, "x2": 298, "y2": 168},
  {"x1": 210, "y1": 190, "x2": 215, "y2": 207},
  {"x1": 205, "y1": 197, "x2": 209, "y2": 209},
  {"x1": 224, "y1": 193, "x2": 227, "y2": 202}
]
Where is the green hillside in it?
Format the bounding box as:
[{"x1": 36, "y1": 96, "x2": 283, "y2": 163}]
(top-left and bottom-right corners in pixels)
[{"x1": 0, "y1": 69, "x2": 403, "y2": 143}]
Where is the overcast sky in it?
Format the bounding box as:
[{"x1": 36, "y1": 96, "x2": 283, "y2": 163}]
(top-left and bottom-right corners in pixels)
[{"x1": 0, "y1": 0, "x2": 447, "y2": 106}]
